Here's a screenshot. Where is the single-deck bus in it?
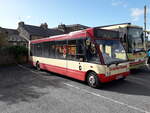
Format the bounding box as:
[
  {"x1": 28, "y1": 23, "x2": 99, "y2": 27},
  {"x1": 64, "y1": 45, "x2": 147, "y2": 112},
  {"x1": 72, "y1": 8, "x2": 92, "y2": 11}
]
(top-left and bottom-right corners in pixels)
[
  {"x1": 29, "y1": 28, "x2": 130, "y2": 88},
  {"x1": 99, "y1": 23, "x2": 147, "y2": 69}
]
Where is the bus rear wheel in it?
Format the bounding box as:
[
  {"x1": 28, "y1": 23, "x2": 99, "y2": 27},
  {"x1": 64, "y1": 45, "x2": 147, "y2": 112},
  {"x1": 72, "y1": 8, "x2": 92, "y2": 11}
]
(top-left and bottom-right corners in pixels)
[
  {"x1": 87, "y1": 72, "x2": 101, "y2": 88},
  {"x1": 36, "y1": 62, "x2": 41, "y2": 71}
]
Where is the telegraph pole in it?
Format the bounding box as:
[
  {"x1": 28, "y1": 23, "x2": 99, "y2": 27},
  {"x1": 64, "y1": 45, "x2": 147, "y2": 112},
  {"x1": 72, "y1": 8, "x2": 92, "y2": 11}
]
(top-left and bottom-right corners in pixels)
[
  {"x1": 144, "y1": 5, "x2": 147, "y2": 50},
  {"x1": 144, "y1": 5, "x2": 146, "y2": 33}
]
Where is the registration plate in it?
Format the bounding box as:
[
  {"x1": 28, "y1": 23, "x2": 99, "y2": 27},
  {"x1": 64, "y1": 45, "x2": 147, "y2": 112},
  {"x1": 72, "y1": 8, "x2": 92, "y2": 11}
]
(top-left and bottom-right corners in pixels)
[{"x1": 116, "y1": 75, "x2": 123, "y2": 80}]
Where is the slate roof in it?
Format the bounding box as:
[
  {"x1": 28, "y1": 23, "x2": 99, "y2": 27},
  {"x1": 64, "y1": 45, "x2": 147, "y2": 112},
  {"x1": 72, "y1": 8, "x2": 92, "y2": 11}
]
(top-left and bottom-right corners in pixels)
[
  {"x1": 22, "y1": 24, "x2": 64, "y2": 37},
  {"x1": 6, "y1": 29, "x2": 18, "y2": 35},
  {"x1": 65, "y1": 24, "x2": 89, "y2": 29},
  {"x1": 4, "y1": 28, "x2": 27, "y2": 42},
  {"x1": 8, "y1": 34, "x2": 26, "y2": 42},
  {"x1": 53, "y1": 24, "x2": 90, "y2": 32}
]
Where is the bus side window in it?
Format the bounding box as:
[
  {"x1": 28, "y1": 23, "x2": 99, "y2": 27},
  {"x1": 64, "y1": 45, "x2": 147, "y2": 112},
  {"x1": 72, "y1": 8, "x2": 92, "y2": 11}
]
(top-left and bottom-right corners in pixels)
[
  {"x1": 36, "y1": 43, "x2": 39, "y2": 56},
  {"x1": 55, "y1": 40, "x2": 67, "y2": 59},
  {"x1": 67, "y1": 40, "x2": 77, "y2": 61},
  {"x1": 33, "y1": 44, "x2": 36, "y2": 56},
  {"x1": 37, "y1": 43, "x2": 42, "y2": 57},
  {"x1": 49, "y1": 41, "x2": 56, "y2": 58},
  {"x1": 42, "y1": 42, "x2": 49, "y2": 58}
]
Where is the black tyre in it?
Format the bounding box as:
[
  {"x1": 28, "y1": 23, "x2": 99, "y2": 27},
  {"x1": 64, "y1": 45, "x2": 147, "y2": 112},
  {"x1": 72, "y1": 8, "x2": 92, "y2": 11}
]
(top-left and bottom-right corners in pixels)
[
  {"x1": 146, "y1": 63, "x2": 150, "y2": 70},
  {"x1": 145, "y1": 58, "x2": 150, "y2": 70},
  {"x1": 36, "y1": 62, "x2": 41, "y2": 71},
  {"x1": 148, "y1": 57, "x2": 150, "y2": 64},
  {"x1": 87, "y1": 72, "x2": 101, "y2": 88}
]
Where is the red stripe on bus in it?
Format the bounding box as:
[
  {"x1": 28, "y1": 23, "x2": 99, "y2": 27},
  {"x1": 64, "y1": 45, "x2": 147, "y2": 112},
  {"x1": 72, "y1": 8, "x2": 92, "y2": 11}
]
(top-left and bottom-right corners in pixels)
[
  {"x1": 30, "y1": 61, "x2": 129, "y2": 83},
  {"x1": 39, "y1": 63, "x2": 86, "y2": 81},
  {"x1": 109, "y1": 65, "x2": 127, "y2": 71},
  {"x1": 130, "y1": 60, "x2": 145, "y2": 66},
  {"x1": 32, "y1": 62, "x2": 130, "y2": 83}
]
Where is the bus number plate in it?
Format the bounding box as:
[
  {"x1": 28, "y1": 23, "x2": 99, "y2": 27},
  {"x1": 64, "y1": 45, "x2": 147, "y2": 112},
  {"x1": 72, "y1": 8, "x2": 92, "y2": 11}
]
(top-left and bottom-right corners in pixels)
[{"x1": 116, "y1": 75, "x2": 123, "y2": 80}]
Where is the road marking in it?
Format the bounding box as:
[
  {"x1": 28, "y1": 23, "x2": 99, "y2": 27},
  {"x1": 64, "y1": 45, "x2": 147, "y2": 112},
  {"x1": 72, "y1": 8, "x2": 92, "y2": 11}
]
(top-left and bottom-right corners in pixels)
[
  {"x1": 64, "y1": 83, "x2": 150, "y2": 113},
  {"x1": 18, "y1": 64, "x2": 150, "y2": 113}
]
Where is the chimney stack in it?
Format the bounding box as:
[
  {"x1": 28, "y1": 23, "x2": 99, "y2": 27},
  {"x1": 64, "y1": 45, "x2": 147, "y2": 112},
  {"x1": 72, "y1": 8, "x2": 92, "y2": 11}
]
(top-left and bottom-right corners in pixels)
[
  {"x1": 18, "y1": 21, "x2": 24, "y2": 27},
  {"x1": 40, "y1": 23, "x2": 48, "y2": 29}
]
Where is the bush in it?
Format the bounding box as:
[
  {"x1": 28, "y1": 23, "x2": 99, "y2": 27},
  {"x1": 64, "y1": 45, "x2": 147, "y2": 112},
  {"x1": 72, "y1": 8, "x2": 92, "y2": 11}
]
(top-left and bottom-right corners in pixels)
[
  {"x1": 1, "y1": 46, "x2": 28, "y2": 63},
  {"x1": 8, "y1": 45, "x2": 28, "y2": 58}
]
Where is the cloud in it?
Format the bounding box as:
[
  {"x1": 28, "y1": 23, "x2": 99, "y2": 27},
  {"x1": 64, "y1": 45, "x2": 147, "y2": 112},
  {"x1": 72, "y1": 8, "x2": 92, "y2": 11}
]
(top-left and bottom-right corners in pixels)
[
  {"x1": 26, "y1": 16, "x2": 31, "y2": 19},
  {"x1": 18, "y1": 16, "x2": 31, "y2": 21},
  {"x1": 131, "y1": 8, "x2": 144, "y2": 21},
  {"x1": 111, "y1": 0, "x2": 127, "y2": 8}
]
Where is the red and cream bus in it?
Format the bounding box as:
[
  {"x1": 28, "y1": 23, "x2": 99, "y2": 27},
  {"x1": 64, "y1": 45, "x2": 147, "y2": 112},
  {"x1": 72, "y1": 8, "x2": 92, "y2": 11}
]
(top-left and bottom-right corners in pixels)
[{"x1": 29, "y1": 28, "x2": 130, "y2": 88}]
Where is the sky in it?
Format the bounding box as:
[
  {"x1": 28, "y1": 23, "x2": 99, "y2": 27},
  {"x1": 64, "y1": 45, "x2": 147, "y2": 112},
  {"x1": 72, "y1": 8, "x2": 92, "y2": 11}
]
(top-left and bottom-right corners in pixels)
[{"x1": 0, "y1": 0, "x2": 150, "y2": 29}]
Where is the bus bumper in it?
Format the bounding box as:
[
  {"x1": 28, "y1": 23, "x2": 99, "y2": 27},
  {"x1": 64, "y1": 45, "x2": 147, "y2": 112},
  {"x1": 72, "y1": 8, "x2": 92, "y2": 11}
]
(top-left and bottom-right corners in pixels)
[
  {"x1": 129, "y1": 59, "x2": 146, "y2": 69},
  {"x1": 98, "y1": 71, "x2": 130, "y2": 83}
]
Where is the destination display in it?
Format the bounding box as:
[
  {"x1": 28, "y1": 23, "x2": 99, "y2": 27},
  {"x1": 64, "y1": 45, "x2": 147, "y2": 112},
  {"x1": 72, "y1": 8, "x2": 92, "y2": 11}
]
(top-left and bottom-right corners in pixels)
[{"x1": 94, "y1": 28, "x2": 119, "y2": 39}]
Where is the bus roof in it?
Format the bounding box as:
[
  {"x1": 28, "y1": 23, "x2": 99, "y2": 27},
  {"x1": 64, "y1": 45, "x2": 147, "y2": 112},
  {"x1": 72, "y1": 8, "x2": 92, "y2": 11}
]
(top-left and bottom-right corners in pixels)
[
  {"x1": 97, "y1": 23, "x2": 143, "y2": 30},
  {"x1": 31, "y1": 28, "x2": 90, "y2": 44},
  {"x1": 31, "y1": 27, "x2": 121, "y2": 44}
]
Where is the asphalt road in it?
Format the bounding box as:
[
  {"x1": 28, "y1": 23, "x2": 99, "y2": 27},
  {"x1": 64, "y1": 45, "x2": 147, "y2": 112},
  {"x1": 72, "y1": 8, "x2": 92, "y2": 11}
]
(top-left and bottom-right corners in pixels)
[{"x1": 0, "y1": 64, "x2": 150, "y2": 113}]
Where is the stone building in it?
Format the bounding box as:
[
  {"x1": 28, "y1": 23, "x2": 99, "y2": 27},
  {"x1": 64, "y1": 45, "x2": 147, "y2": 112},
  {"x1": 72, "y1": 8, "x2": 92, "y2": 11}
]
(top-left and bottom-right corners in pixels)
[
  {"x1": 54, "y1": 24, "x2": 89, "y2": 33},
  {"x1": 1, "y1": 22, "x2": 90, "y2": 47},
  {"x1": 0, "y1": 27, "x2": 8, "y2": 47},
  {"x1": 0, "y1": 27, "x2": 27, "y2": 47},
  {"x1": 17, "y1": 22, "x2": 64, "y2": 41}
]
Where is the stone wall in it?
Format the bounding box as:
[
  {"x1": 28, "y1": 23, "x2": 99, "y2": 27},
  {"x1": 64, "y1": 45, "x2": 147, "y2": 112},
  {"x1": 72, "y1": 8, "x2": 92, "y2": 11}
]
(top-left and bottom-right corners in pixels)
[
  {"x1": 0, "y1": 54, "x2": 15, "y2": 65},
  {"x1": 0, "y1": 48, "x2": 28, "y2": 65}
]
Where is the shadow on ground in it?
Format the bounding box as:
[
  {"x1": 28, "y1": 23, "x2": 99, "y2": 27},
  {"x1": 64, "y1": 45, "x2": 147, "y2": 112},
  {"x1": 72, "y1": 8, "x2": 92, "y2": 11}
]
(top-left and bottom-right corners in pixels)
[
  {"x1": 44, "y1": 66, "x2": 150, "y2": 97},
  {"x1": 100, "y1": 79, "x2": 150, "y2": 96},
  {"x1": 44, "y1": 65, "x2": 150, "y2": 97},
  {"x1": 1, "y1": 64, "x2": 150, "y2": 105},
  {"x1": 0, "y1": 64, "x2": 67, "y2": 105},
  {"x1": 98, "y1": 68, "x2": 150, "y2": 96},
  {"x1": 43, "y1": 66, "x2": 150, "y2": 97}
]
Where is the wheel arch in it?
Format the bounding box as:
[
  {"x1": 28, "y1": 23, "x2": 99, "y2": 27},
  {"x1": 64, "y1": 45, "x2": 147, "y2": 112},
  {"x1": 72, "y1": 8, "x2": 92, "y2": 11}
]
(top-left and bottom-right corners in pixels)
[
  {"x1": 35, "y1": 60, "x2": 41, "y2": 70},
  {"x1": 35, "y1": 60, "x2": 39, "y2": 66},
  {"x1": 85, "y1": 70, "x2": 97, "y2": 82}
]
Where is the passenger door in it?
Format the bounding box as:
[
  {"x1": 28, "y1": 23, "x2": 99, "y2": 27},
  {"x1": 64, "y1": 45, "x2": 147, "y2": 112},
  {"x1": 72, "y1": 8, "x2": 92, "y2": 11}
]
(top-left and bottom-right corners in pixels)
[
  {"x1": 66, "y1": 39, "x2": 85, "y2": 80},
  {"x1": 46, "y1": 40, "x2": 67, "y2": 75}
]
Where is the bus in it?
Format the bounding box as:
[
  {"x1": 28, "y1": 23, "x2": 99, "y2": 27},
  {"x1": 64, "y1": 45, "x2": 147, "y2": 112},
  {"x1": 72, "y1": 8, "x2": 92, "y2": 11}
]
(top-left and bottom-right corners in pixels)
[
  {"x1": 29, "y1": 27, "x2": 130, "y2": 88},
  {"x1": 144, "y1": 30, "x2": 150, "y2": 68},
  {"x1": 100, "y1": 23, "x2": 147, "y2": 69}
]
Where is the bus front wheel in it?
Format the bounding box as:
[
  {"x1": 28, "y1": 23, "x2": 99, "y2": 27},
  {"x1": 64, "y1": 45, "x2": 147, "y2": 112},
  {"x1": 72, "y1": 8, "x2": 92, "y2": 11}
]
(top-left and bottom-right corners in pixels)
[
  {"x1": 87, "y1": 72, "x2": 101, "y2": 88},
  {"x1": 36, "y1": 62, "x2": 41, "y2": 71},
  {"x1": 146, "y1": 58, "x2": 150, "y2": 70}
]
